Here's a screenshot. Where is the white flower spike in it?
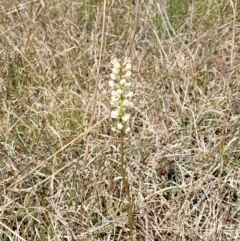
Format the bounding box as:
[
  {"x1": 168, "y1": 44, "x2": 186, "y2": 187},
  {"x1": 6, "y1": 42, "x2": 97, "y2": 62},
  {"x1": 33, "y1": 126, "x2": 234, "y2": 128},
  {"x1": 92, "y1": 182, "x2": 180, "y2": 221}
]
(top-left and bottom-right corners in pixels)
[{"x1": 109, "y1": 56, "x2": 133, "y2": 133}]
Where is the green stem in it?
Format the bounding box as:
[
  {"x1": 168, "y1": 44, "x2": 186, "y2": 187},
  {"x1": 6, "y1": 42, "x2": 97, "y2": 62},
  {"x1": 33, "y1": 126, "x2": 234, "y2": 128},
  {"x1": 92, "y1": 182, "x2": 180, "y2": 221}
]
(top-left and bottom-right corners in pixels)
[{"x1": 120, "y1": 129, "x2": 134, "y2": 241}]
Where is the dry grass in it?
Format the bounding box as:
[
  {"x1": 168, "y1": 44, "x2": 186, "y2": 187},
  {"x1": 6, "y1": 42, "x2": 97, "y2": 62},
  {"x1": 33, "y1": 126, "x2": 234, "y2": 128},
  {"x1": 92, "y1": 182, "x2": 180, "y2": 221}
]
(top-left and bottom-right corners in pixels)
[{"x1": 0, "y1": 0, "x2": 240, "y2": 240}]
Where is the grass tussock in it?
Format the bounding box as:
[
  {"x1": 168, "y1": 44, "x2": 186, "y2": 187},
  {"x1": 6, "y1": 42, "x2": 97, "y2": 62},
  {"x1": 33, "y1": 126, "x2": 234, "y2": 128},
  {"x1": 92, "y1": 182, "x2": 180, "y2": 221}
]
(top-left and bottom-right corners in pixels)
[{"x1": 0, "y1": 0, "x2": 240, "y2": 240}]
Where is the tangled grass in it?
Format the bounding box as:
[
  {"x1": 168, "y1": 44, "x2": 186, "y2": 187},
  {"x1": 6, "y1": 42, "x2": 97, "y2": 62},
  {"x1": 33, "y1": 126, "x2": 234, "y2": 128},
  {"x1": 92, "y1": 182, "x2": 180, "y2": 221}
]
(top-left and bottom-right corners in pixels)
[{"x1": 0, "y1": 0, "x2": 240, "y2": 240}]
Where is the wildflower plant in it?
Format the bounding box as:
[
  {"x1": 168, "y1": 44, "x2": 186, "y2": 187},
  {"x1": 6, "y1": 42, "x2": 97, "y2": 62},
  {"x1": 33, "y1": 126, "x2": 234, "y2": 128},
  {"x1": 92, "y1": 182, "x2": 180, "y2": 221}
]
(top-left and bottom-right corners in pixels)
[{"x1": 109, "y1": 56, "x2": 135, "y2": 241}]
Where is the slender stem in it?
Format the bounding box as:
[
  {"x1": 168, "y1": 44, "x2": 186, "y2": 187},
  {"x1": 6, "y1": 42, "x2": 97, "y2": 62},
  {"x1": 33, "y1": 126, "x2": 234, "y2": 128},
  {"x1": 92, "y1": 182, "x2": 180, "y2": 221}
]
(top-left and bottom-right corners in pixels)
[{"x1": 120, "y1": 130, "x2": 134, "y2": 241}]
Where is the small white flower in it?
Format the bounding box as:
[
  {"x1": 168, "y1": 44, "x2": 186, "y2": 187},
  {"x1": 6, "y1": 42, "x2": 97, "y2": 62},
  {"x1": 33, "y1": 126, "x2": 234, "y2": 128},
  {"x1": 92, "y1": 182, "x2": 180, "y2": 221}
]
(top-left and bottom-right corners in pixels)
[
  {"x1": 111, "y1": 127, "x2": 117, "y2": 132},
  {"x1": 128, "y1": 101, "x2": 133, "y2": 107},
  {"x1": 109, "y1": 80, "x2": 115, "y2": 87},
  {"x1": 111, "y1": 109, "x2": 119, "y2": 119},
  {"x1": 122, "y1": 113, "x2": 130, "y2": 122},
  {"x1": 111, "y1": 95, "x2": 118, "y2": 104},
  {"x1": 117, "y1": 122, "x2": 123, "y2": 130},
  {"x1": 125, "y1": 63, "x2": 131, "y2": 71},
  {"x1": 122, "y1": 99, "x2": 129, "y2": 107},
  {"x1": 126, "y1": 91, "x2": 133, "y2": 98},
  {"x1": 116, "y1": 89, "x2": 123, "y2": 95},
  {"x1": 125, "y1": 127, "x2": 130, "y2": 133},
  {"x1": 111, "y1": 100, "x2": 117, "y2": 107},
  {"x1": 110, "y1": 73, "x2": 117, "y2": 80},
  {"x1": 123, "y1": 99, "x2": 133, "y2": 107},
  {"x1": 112, "y1": 66, "x2": 120, "y2": 75},
  {"x1": 120, "y1": 79, "x2": 126, "y2": 85},
  {"x1": 111, "y1": 56, "x2": 120, "y2": 67},
  {"x1": 125, "y1": 71, "x2": 131, "y2": 78},
  {"x1": 111, "y1": 90, "x2": 119, "y2": 98}
]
